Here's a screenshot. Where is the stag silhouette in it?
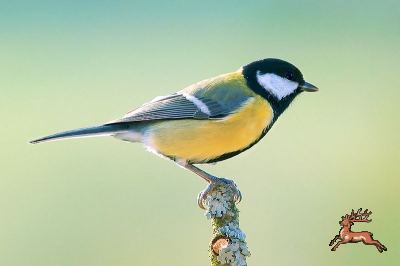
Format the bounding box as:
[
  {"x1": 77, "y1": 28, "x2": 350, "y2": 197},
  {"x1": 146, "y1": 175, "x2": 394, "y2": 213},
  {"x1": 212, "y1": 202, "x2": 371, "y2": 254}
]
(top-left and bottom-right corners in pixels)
[{"x1": 329, "y1": 208, "x2": 387, "y2": 253}]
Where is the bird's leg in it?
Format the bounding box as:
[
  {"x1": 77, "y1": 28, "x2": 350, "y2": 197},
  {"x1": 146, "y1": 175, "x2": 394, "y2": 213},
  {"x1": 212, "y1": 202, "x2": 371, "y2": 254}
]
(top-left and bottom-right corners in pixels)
[{"x1": 178, "y1": 162, "x2": 242, "y2": 209}]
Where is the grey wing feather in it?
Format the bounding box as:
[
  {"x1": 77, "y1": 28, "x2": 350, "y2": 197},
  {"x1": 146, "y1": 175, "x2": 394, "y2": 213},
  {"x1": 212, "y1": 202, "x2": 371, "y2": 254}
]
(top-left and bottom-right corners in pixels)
[
  {"x1": 105, "y1": 78, "x2": 251, "y2": 125},
  {"x1": 106, "y1": 93, "x2": 213, "y2": 124}
]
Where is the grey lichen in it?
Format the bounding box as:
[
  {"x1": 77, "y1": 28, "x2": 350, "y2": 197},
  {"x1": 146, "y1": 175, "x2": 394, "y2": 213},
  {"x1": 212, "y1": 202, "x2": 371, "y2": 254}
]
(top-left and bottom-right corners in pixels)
[
  {"x1": 202, "y1": 182, "x2": 251, "y2": 266},
  {"x1": 218, "y1": 223, "x2": 251, "y2": 265},
  {"x1": 205, "y1": 185, "x2": 235, "y2": 219}
]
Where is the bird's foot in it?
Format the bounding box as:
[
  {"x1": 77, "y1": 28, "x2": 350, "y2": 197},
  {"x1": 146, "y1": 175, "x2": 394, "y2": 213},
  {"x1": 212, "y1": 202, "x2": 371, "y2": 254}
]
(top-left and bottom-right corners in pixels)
[{"x1": 197, "y1": 176, "x2": 242, "y2": 210}]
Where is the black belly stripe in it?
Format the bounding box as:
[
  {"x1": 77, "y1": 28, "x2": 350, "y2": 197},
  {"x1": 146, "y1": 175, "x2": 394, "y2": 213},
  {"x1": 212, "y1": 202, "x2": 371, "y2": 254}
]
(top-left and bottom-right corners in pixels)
[
  {"x1": 198, "y1": 119, "x2": 276, "y2": 164},
  {"x1": 197, "y1": 71, "x2": 304, "y2": 165}
]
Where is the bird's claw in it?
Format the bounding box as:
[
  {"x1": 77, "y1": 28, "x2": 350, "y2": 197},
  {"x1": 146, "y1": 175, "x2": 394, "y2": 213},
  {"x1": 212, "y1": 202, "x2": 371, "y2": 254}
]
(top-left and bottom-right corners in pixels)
[{"x1": 197, "y1": 177, "x2": 242, "y2": 210}]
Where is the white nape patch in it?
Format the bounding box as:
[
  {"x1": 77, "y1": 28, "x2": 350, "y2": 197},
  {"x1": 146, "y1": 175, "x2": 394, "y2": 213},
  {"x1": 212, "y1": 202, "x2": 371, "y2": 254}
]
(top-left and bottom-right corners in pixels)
[
  {"x1": 256, "y1": 71, "x2": 299, "y2": 100},
  {"x1": 180, "y1": 93, "x2": 211, "y2": 115},
  {"x1": 114, "y1": 132, "x2": 142, "y2": 142}
]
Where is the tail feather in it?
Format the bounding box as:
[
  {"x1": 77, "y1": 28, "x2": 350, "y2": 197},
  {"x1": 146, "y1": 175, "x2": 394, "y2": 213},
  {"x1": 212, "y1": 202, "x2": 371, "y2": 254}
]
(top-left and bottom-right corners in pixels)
[{"x1": 29, "y1": 124, "x2": 129, "y2": 144}]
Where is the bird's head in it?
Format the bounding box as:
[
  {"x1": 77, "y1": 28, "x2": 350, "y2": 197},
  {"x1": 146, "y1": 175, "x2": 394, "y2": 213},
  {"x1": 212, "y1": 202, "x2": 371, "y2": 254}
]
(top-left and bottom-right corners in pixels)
[{"x1": 242, "y1": 58, "x2": 318, "y2": 104}]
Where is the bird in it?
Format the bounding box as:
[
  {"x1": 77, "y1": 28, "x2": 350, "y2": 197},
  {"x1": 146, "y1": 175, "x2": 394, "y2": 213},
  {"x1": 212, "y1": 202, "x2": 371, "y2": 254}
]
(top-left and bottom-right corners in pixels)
[{"x1": 29, "y1": 58, "x2": 318, "y2": 209}]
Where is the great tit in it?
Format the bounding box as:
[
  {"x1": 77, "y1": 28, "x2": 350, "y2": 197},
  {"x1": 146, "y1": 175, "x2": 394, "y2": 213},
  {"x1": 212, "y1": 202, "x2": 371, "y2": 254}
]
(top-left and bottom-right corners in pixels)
[{"x1": 30, "y1": 58, "x2": 318, "y2": 209}]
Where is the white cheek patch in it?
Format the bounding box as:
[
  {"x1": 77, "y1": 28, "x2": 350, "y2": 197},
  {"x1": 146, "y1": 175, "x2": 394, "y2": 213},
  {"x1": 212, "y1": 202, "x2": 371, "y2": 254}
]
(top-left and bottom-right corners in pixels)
[
  {"x1": 256, "y1": 71, "x2": 299, "y2": 100},
  {"x1": 180, "y1": 93, "x2": 211, "y2": 115}
]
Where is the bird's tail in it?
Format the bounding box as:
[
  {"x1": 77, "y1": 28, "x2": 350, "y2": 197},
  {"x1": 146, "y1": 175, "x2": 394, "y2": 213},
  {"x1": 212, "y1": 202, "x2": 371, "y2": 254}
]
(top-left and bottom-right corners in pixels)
[{"x1": 29, "y1": 124, "x2": 129, "y2": 144}]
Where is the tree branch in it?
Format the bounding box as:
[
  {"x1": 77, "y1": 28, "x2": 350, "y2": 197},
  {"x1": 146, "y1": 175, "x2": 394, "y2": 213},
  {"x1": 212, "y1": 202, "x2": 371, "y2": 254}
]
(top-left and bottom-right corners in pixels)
[{"x1": 202, "y1": 183, "x2": 251, "y2": 266}]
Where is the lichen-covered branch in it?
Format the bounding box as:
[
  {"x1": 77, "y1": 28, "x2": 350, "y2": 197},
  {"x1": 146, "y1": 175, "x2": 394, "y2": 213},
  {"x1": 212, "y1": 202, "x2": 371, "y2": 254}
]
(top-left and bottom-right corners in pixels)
[{"x1": 202, "y1": 183, "x2": 250, "y2": 266}]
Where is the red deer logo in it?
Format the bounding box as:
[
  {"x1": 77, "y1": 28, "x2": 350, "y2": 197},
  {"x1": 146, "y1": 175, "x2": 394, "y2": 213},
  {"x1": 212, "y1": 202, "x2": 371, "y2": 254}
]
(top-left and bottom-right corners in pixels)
[{"x1": 329, "y1": 208, "x2": 387, "y2": 253}]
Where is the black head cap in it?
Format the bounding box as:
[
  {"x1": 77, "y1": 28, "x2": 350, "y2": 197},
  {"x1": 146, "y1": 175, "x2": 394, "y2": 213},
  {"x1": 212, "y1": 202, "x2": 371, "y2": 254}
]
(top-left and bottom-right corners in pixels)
[
  {"x1": 244, "y1": 58, "x2": 304, "y2": 83},
  {"x1": 242, "y1": 58, "x2": 314, "y2": 118}
]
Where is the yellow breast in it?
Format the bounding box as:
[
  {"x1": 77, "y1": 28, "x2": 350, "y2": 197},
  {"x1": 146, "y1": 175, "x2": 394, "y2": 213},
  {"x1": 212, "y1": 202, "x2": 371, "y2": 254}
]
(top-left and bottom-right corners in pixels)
[{"x1": 145, "y1": 95, "x2": 273, "y2": 163}]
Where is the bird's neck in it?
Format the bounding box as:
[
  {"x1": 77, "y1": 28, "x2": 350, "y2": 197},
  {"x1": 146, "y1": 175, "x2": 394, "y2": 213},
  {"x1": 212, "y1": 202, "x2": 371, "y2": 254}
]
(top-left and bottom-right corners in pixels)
[
  {"x1": 269, "y1": 92, "x2": 300, "y2": 120},
  {"x1": 243, "y1": 72, "x2": 301, "y2": 120}
]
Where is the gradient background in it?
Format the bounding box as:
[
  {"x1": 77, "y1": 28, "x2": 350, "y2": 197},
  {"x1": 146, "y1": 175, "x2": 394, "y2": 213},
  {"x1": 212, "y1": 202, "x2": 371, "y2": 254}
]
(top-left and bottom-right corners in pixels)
[{"x1": 1, "y1": 1, "x2": 399, "y2": 265}]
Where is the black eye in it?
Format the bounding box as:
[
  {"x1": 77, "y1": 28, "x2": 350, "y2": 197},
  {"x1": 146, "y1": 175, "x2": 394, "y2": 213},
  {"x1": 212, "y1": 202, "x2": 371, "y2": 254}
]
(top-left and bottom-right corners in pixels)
[{"x1": 285, "y1": 71, "x2": 293, "y2": 80}]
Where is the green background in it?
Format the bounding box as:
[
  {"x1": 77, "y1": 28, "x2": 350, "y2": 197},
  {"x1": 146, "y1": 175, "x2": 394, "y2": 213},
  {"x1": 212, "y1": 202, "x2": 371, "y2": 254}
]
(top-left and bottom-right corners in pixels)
[{"x1": 1, "y1": 1, "x2": 399, "y2": 265}]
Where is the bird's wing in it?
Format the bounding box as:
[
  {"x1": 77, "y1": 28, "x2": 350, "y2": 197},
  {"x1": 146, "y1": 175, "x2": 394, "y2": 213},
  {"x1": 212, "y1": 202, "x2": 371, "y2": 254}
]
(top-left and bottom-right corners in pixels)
[{"x1": 105, "y1": 72, "x2": 253, "y2": 124}]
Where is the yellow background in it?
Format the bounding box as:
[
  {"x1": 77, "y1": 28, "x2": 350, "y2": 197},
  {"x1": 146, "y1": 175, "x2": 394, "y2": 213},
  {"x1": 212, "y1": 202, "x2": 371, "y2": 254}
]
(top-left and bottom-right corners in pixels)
[{"x1": 1, "y1": 1, "x2": 399, "y2": 265}]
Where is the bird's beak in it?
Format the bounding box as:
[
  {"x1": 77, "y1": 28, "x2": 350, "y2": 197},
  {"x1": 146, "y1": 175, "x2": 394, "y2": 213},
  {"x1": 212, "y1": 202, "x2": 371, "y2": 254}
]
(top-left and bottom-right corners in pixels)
[{"x1": 300, "y1": 81, "x2": 319, "y2": 92}]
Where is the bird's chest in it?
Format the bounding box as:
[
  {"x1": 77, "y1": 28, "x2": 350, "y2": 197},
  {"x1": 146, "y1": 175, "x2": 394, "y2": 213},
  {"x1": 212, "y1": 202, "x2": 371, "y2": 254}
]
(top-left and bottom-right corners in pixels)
[{"x1": 146, "y1": 96, "x2": 274, "y2": 162}]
